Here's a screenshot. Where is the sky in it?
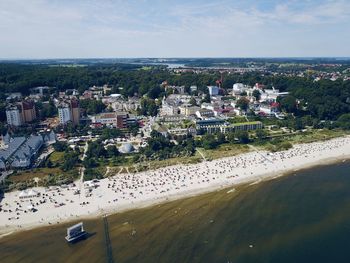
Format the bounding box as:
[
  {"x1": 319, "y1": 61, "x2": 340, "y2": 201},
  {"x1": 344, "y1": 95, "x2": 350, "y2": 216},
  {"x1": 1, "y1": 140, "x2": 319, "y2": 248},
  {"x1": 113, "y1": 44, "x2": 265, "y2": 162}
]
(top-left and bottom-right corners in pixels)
[{"x1": 0, "y1": 0, "x2": 349, "y2": 58}]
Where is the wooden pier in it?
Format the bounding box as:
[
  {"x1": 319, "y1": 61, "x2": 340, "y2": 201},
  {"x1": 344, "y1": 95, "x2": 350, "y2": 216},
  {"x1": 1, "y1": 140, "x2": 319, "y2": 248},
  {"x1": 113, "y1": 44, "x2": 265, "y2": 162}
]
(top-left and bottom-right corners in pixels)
[{"x1": 103, "y1": 215, "x2": 114, "y2": 263}]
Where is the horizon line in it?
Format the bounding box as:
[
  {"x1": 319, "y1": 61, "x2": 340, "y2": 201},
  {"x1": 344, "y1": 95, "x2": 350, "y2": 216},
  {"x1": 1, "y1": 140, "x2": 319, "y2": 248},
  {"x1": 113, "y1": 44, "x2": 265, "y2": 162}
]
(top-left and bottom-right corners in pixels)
[{"x1": 0, "y1": 56, "x2": 350, "y2": 61}]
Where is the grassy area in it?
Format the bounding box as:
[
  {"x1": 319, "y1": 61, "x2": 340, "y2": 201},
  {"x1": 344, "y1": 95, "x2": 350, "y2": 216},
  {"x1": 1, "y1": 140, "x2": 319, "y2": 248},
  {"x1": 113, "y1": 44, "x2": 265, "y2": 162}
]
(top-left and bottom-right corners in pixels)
[
  {"x1": 254, "y1": 129, "x2": 349, "y2": 151},
  {"x1": 227, "y1": 116, "x2": 248, "y2": 123},
  {"x1": 48, "y1": 151, "x2": 64, "y2": 164},
  {"x1": 9, "y1": 167, "x2": 63, "y2": 183},
  {"x1": 9, "y1": 167, "x2": 79, "y2": 182},
  {"x1": 5, "y1": 166, "x2": 80, "y2": 192},
  {"x1": 140, "y1": 66, "x2": 152, "y2": 71},
  {"x1": 271, "y1": 129, "x2": 349, "y2": 145},
  {"x1": 108, "y1": 152, "x2": 203, "y2": 174},
  {"x1": 233, "y1": 121, "x2": 262, "y2": 126},
  {"x1": 199, "y1": 144, "x2": 251, "y2": 160},
  {"x1": 106, "y1": 144, "x2": 251, "y2": 176},
  {"x1": 286, "y1": 129, "x2": 349, "y2": 144}
]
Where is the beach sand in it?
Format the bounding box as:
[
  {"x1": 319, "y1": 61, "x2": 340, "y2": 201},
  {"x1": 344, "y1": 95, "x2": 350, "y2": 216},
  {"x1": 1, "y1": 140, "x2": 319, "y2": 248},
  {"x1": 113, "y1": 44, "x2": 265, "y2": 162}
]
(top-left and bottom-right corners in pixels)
[{"x1": 1, "y1": 136, "x2": 350, "y2": 236}]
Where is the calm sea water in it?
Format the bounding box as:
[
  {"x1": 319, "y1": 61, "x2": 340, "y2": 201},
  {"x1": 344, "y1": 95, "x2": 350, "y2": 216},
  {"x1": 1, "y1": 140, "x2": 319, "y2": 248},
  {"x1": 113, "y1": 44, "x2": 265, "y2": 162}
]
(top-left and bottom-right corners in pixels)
[{"x1": 1, "y1": 161, "x2": 350, "y2": 263}]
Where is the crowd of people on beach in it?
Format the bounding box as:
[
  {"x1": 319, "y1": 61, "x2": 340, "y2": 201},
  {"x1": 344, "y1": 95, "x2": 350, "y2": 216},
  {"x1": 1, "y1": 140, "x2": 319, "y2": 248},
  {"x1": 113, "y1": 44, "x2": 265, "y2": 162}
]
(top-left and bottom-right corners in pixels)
[{"x1": 0, "y1": 136, "x2": 349, "y2": 231}]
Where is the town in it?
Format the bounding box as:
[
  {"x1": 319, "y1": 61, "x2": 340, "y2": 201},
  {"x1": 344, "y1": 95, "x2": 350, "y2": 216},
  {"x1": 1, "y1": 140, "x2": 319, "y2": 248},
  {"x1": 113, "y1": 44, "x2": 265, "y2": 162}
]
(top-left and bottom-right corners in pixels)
[
  {"x1": 0, "y1": 60, "x2": 349, "y2": 193},
  {"x1": 2, "y1": 0, "x2": 350, "y2": 261}
]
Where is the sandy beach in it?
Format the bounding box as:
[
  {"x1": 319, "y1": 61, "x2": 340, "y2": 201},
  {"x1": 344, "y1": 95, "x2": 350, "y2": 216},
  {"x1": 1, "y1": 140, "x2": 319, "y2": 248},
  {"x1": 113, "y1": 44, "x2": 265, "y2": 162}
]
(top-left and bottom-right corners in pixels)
[{"x1": 1, "y1": 136, "x2": 350, "y2": 236}]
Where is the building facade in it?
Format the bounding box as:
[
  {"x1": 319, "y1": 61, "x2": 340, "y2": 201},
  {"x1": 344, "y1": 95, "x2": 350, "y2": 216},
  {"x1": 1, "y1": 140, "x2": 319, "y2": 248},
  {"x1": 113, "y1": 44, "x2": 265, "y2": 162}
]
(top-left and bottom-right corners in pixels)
[
  {"x1": 57, "y1": 99, "x2": 80, "y2": 125},
  {"x1": 207, "y1": 86, "x2": 219, "y2": 96},
  {"x1": 91, "y1": 112, "x2": 129, "y2": 128},
  {"x1": 21, "y1": 100, "x2": 36, "y2": 123},
  {"x1": 58, "y1": 103, "x2": 72, "y2": 124},
  {"x1": 70, "y1": 99, "x2": 80, "y2": 125},
  {"x1": 196, "y1": 119, "x2": 262, "y2": 134},
  {"x1": 6, "y1": 105, "x2": 23, "y2": 126}
]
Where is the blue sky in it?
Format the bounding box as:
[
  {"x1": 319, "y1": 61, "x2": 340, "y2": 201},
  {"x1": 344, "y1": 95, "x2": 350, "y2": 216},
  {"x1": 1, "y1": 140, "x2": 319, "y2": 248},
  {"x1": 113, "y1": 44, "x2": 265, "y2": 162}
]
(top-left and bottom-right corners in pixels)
[{"x1": 0, "y1": 0, "x2": 349, "y2": 58}]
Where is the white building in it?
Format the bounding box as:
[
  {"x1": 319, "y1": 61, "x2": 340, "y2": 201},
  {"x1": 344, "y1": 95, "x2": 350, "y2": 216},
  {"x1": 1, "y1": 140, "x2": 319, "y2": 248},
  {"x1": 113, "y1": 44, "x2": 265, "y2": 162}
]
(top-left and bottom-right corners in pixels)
[
  {"x1": 190, "y1": 86, "x2": 197, "y2": 93},
  {"x1": 160, "y1": 97, "x2": 179, "y2": 116},
  {"x1": 196, "y1": 109, "x2": 215, "y2": 119},
  {"x1": 207, "y1": 86, "x2": 219, "y2": 96},
  {"x1": 91, "y1": 112, "x2": 129, "y2": 128},
  {"x1": 260, "y1": 88, "x2": 289, "y2": 103},
  {"x1": 179, "y1": 105, "x2": 201, "y2": 116},
  {"x1": 201, "y1": 103, "x2": 215, "y2": 111},
  {"x1": 6, "y1": 105, "x2": 22, "y2": 126},
  {"x1": 232, "y1": 83, "x2": 249, "y2": 94},
  {"x1": 259, "y1": 103, "x2": 280, "y2": 115},
  {"x1": 160, "y1": 103, "x2": 178, "y2": 116},
  {"x1": 58, "y1": 103, "x2": 71, "y2": 124}
]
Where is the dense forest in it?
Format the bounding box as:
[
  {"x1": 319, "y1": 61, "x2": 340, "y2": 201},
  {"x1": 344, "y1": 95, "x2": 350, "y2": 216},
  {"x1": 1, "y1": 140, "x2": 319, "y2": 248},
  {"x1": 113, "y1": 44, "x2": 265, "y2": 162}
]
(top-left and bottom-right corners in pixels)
[{"x1": 0, "y1": 63, "x2": 349, "y2": 121}]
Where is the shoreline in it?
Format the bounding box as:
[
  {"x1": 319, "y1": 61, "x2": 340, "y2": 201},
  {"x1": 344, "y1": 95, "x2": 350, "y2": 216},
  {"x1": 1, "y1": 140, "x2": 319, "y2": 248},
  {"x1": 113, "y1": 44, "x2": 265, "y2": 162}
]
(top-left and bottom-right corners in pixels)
[{"x1": 1, "y1": 136, "x2": 350, "y2": 237}]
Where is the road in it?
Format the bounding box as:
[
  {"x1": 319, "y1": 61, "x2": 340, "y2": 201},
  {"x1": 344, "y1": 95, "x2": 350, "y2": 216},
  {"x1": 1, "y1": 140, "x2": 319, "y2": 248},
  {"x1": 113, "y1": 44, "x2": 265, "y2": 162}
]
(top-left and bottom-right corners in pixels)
[
  {"x1": 79, "y1": 142, "x2": 89, "y2": 190},
  {"x1": 0, "y1": 170, "x2": 13, "y2": 183},
  {"x1": 34, "y1": 147, "x2": 54, "y2": 168}
]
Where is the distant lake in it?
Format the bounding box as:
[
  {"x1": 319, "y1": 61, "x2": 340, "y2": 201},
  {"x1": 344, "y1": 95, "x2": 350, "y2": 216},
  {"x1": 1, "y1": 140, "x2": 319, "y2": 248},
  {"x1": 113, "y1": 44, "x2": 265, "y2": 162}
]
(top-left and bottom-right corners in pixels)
[
  {"x1": 1, "y1": 161, "x2": 350, "y2": 263},
  {"x1": 136, "y1": 62, "x2": 185, "y2": 68}
]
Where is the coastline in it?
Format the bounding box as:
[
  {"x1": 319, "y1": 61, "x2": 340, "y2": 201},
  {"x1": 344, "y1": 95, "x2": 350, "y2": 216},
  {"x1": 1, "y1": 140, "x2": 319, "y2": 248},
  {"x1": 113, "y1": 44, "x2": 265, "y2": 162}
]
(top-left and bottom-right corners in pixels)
[{"x1": 1, "y1": 136, "x2": 350, "y2": 237}]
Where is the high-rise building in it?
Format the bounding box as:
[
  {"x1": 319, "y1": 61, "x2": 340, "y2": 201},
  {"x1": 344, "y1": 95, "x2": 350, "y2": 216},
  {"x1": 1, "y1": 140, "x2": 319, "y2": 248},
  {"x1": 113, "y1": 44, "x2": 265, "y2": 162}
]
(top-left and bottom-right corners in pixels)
[
  {"x1": 21, "y1": 100, "x2": 36, "y2": 123},
  {"x1": 6, "y1": 105, "x2": 23, "y2": 126},
  {"x1": 58, "y1": 102, "x2": 72, "y2": 124},
  {"x1": 57, "y1": 99, "x2": 81, "y2": 126},
  {"x1": 70, "y1": 99, "x2": 80, "y2": 126},
  {"x1": 207, "y1": 86, "x2": 219, "y2": 96}
]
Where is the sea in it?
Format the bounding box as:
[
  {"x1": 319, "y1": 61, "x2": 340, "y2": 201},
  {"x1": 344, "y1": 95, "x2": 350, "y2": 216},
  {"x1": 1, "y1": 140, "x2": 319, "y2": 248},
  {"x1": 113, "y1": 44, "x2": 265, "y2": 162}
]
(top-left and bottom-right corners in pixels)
[{"x1": 1, "y1": 160, "x2": 350, "y2": 263}]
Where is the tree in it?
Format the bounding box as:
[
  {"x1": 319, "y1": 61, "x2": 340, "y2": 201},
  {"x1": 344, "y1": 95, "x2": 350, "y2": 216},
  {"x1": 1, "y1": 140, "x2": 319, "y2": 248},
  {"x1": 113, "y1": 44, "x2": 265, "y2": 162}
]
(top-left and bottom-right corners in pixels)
[
  {"x1": 201, "y1": 93, "x2": 211, "y2": 103},
  {"x1": 280, "y1": 95, "x2": 297, "y2": 113},
  {"x1": 189, "y1": 97, "x2": 197, "y2": 106},
  {"x1": 216, "y1": 133, "x2": 226, "y2": 145},
  {"x1": 83, "y1": 157, "x2": 98, "y2": 168},
  {"x1": 227, "y1": 132, "x2": 236, "y2": 143},
  {"x1": 80, "y1": 99, "x2": 106, "y2": 115},
  {"x1": 61, "y1": 150, "x2": 79, "y2": 171},
  {"x1": 128, "y1": 123, "x2": 140, "y2": 136},
  {"x1": 0, "y1": 103, "x2": 6, "y2": 122},
  {"x1": 37, "y1": 100, "x2": 56, "y2": 119},
  {"x1": 86, "y1": 141, "x2": 106, "y2": 158},
  {"x1": 101, "y1": 128, "x2": 123, "y2": 140},
  {"x1": 294, "y1": 118, "x2": 304, "y2": 130},
  {"x1": 138, "y1": 98, "x2": 159, "y2": 116},
  {"x1": 202, "y1": 134, "x2": 218, "y2": 149},
  {"x1": 46, "y1": 159, "x2": 53, "y2": 168},
  {"x1": 84, "y1": 168, "x2": 103, "y2": 181},
  {"x1": 252, "y1": 90, "x2": 261, "y2": 101},
  {"x1": 53, "y1": 141, "x2": 68, "y2": 152},
  {"x1": 148, "y1": 86, "x2": 164, "y2": 99},
  {"x1": 337, "y1": 113, "x2": 350, "y2": 129},
  {"x1": 0, "y1": 122, "x2": 7, "y2": 136},
  {"x1": 236, "y1": 98, "x2": 249, "y2": 111},
  {"x1": 235, "y1": 130, "x2": 249, "y2": 144},
  {"x1": 106, "y1": 145, "x2": 120, "y2": 157},
  {"x1": 256, "y1": 129, "x2": 268, "y2": 141}
]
